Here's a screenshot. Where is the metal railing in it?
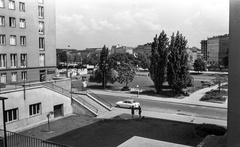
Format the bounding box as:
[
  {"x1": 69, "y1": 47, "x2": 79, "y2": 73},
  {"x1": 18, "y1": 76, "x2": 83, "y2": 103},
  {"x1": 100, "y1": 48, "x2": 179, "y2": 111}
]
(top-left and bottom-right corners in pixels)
[
  {"x1": 87, "y1": 89, "x2": 112, "y2": 109},
  {"x1": 0, "y1": 80, "x2": 43, "y2": 92},
  {"x1": 43, "y1": 82, "x2": 98, "y2": 114},
  {"x1": 0, "y1": 129, "x2": 71, "y2": 147}
]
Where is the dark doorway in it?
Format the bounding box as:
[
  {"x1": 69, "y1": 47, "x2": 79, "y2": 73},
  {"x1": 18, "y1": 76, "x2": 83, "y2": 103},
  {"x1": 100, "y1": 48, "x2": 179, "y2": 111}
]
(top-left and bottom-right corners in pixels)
[
  {"x1": 39, "y1": 70, "x2": 46, "y2": 82},
  {"x1": 54, "y1": 104, "x2": 63, "y2": 118}
]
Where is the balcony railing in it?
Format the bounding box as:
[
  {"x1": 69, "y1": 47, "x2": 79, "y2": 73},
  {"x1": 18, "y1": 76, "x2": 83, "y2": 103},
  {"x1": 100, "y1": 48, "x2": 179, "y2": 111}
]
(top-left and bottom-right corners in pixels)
[{"x1": 0, "y1": 129, "x2": 71, "y2": 147}]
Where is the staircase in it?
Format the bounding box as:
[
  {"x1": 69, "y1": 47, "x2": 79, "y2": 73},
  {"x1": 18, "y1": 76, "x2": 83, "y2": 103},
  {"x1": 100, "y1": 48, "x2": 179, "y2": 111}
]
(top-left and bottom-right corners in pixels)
[
  {"x1": 43, "y1": 82, "x2": 111, "y2": 117},
  {"x1": 74, "y1": 94, "x2": 110, "y2": 117}
]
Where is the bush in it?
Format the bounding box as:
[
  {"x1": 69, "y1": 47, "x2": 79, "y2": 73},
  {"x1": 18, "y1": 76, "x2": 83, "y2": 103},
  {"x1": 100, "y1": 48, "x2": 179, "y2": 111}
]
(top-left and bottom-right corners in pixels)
[
  {"x1": 195, "y1": 123, "x2": 226, "y2": 137},
  {"x1": 121, "y1": 86, "x2": 130, "y2": 91}
]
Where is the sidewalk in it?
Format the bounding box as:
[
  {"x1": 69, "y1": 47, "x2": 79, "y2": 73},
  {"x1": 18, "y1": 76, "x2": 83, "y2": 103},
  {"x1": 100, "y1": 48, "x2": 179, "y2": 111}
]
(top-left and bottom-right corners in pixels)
[
  {"x1": 98, "y1": 107, "x2": 227, "y2": 127},
  {"x1": 90, "y1": 84, "x2": 228, "y2": 109}
]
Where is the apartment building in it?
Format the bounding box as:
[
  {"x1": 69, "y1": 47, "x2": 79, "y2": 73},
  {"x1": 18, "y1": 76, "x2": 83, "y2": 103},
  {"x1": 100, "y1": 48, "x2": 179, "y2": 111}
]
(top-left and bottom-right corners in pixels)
[{"x1": 0, "y1": 0, "x2": 56, "y2": 84}]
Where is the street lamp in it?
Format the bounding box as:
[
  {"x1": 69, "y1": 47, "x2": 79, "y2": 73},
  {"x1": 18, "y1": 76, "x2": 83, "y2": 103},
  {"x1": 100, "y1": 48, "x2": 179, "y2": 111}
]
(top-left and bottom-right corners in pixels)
[
  {"x1": 0, "y1": 97, "x2": 8, "y2": 147},
  {"x1": 136, "y1": 85, "x2": 139, "y2": 97}
]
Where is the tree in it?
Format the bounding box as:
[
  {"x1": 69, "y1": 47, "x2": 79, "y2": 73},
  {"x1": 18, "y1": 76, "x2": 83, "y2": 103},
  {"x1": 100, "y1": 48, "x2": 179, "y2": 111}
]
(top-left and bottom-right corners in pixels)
[
  {"x1": 116, "y1": 62, "x2": 135, "y2": 89},
  {"x1": 149, "y1": 31, "x2": 169, "y2": 93},
  {"x1": 99, "y1": 45, "x2": 109, "y2": 89},
  {"x1": 134, "y1": 52, "x2": 150, "y2": 69},
  {"x1": 167, "y1": 32, "x2": 190, "y2": 94},
  {"x1": 193, "y1": 58, "x2": 207, "y2": 72},
  {"x1": 89, "y1": 68, "x2": 118, "y2": 84},
  {"x1": 58, "y1": 51, "x2": 68, "y2": 63}
]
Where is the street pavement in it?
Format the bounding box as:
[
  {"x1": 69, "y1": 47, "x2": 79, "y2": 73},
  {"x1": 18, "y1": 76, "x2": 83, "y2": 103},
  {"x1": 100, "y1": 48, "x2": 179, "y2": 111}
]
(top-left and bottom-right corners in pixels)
[{"x1": 94, "y1": 84, "x2": 227, "y2": 147}]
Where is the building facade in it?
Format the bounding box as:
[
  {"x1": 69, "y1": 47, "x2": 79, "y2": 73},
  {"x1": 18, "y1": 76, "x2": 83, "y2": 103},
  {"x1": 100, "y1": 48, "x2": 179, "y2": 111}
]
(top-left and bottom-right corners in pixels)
[
  {"x1": 200, "y1": 40, "x2": 207, "y2": 60},
  {"x1": 0, "y1": 0, "x2": 56, "y2": 84}
]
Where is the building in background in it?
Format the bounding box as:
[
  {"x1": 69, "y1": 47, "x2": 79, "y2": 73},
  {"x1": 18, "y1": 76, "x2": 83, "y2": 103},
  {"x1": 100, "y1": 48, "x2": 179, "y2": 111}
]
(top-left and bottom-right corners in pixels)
[
  {"x1": 133, "y1": 43, "x2": 152, "y2": 57},
  {"x1": 201, "y1": 34, "x2": 229, "y2": 66},
  {"x1": 200, "y1": 40, "x2": 208, "y2": 60},
  {"x1": 0, "y1": 0, "x2": 56, "y2": 83},
  {"x1": 110, "y1": 44, "x2": 134, "y2": 54}
]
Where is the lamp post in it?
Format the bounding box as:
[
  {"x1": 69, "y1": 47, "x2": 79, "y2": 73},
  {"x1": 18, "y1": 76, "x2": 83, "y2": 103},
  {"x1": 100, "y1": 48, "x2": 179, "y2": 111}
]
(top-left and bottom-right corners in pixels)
[
  {"x1": 0, "y1": 97, "x2": 8, "y2": 147},
  {"x1": 136, "y1": 85, "x2": 139, "y2": 97}
]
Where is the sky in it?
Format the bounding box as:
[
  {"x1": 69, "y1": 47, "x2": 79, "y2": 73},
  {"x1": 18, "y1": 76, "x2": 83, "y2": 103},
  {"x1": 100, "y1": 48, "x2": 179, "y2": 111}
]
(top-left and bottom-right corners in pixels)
[{"x1": 56, "y1": 0, "x2": 229, "y2": 50}]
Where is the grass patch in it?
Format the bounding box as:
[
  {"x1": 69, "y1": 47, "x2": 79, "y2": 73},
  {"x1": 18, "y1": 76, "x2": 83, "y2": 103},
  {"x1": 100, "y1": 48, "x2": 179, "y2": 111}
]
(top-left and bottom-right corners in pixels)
[
  {"x1": 49, "y1": 116, "x2": 204, "y2": 147},
  {"x1": 200, "y1": 90, "x2": 228, "y2": 103}
]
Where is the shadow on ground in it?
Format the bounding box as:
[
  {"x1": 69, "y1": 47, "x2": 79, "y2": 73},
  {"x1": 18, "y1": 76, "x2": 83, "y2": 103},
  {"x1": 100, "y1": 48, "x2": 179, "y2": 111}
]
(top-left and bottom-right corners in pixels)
[{"x1": 48, "y1": 114, "x2": 203, "y2": 147}]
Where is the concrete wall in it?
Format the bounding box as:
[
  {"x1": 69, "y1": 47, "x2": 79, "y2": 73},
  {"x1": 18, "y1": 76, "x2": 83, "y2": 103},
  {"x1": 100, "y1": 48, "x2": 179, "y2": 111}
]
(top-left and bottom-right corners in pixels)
[
  {"x1": 227, "y1": 0, "x2": 240, "y2": 146},
  {"x1": 0, "y1": 87, "x2": 73, "y2": 132}
]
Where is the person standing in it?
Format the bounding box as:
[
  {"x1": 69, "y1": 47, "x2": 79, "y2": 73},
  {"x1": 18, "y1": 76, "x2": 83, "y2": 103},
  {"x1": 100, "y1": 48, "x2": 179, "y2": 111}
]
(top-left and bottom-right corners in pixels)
[
  {"x1": 131, "y1": 106, "x2": 135, "y2": 118},
  {"x1": 138, "y1": 106, "x2": 142, "y2": 118}
]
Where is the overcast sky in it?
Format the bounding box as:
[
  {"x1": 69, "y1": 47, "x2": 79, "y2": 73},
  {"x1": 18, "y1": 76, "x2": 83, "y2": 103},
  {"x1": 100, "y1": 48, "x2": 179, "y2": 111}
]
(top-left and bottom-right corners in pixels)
[{"x1": 56, "y1": 0, "x2": 229, "y2": 50}]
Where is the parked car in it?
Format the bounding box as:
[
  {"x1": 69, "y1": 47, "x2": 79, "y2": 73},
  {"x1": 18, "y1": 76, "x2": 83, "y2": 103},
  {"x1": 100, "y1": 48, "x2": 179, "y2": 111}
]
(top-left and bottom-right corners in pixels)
[{"x1": 116, "y1": 99, "x2": 140, "y2": 108}]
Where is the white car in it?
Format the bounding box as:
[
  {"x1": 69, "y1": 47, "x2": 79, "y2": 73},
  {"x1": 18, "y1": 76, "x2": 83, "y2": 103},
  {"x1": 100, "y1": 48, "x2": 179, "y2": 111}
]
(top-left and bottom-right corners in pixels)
[{"x1": 116, "y1": 99, "x2": 140, "y2": 108}]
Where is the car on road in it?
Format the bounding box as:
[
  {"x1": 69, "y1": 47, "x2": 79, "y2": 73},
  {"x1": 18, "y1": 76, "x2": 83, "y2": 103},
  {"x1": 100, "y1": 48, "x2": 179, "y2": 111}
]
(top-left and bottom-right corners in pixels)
[{"x1": 116, "y1": 99, "x2": 140, "y2": 108}]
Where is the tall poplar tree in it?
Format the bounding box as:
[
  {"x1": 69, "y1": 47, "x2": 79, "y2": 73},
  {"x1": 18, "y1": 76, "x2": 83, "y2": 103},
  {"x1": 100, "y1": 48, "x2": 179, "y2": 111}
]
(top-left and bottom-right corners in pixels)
[
  {"x1": 149, "y1": 31, "x2": 169, "y2": 93},
  {"x1": 99, "y1": 45, "x2": 109, "y2": 89},
  {"x1": 167, "y1": 32, "x2": 189, "y2": 93}
]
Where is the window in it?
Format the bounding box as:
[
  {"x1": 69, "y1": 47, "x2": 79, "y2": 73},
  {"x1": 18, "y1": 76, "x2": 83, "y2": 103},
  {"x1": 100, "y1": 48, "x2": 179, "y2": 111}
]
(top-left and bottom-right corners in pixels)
[
  {"x1": 39, "y1": 37, "x2": 44, "y2": 50},
  {"x1": 9, "y1": 17, "x2": 15, "y2": 27},
  {"x1": 29, "y1": 103, "x2": 41, "y2": 116},
  {"x1": 11, "y1": 72, "x2": 17, "y2": 82},
  {"x1": 0, "y1": 16, "x2": 4, "y2": 26},
  {"x1": 38, "y1": 0, "x2": 43, "y2": 3},
  {"x1": 38, "y1": 6, "x2": 44, "y2": 18},
  {"x1": 19, "y1": 18, "x2": 25, "y2": 28},
  {"x1": 0, "y1": 73, "x2": 6, "y2": 83},
  {"x1": 10, "y1": 54, "x2": 17, "y2": 68},
  {"x1": 5, "y1": 108, "x2": 18, "y2": 123},
  {"x1": 20, "y1": 36, "x2": 26, "y2": 46},
  {"x1": 0, "y1": 35, "x2": 5, "y2": 45},
  {"x1": 0, "y1": 0, "x2": 4, "y2": 8},
  {"x1": 19, "y1": 2, "x2": 24, "y2": 11},
  {"x1": 8, "y1": 0, "x2": 15, "y2": 10},
  {"x1": 38, "y1": 21, "x2": 44, "y2": 34},
  {"x1": 10, "y1": 35, "x2": 16, "y2": 45},
  {"x1": 39, "y1": 54, "x2": 45, "y2": 66},
  {"x1": 20, "y1": 54, "x2": 27, "y2": 67},
  {"x1": 21, "y1": 71, "x2": 26, "y2": 80},
  {"x1": 0, "y1": 54, "x2": 6, "y2": 68}
]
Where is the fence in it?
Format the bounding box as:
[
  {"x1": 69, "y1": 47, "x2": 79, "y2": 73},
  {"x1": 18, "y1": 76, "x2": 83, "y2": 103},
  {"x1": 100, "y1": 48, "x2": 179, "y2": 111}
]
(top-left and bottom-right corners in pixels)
[
  {"x1": 0, "y1": 129, "x2": 71, "y2": 147},
  {"x1": 87, "y1": 89, "x2": 112, "y2": 109}
]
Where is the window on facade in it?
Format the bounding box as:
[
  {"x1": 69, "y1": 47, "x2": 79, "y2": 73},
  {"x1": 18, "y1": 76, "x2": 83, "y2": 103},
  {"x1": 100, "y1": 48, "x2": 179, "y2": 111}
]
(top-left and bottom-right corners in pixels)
[
  {"x1": 19, "y1": 2, "x2": 24, "y2": 11},
  {"x1": 38, "y1": 21, "x2": 44, "y2": 34},
  {"x1": 20, "y1": 54, "x2": 27, "y2": 67},
  {"x1": 38, "y1": 0, "x2": 43, "y2": 3},
  {"x1": 20, "y1": 36, "x2": 26, "y2": 46},
  {"x1": 0, "y1": 0, "x2": 4, "y2": 8},
  {"x1": 19, "y1": 18, "x2": 25, "y2": 28},
  {"x1": 10, "y1": 35, "x2": 16, "y2": 45},
  {"x1": 21, "y1": 71, "x2": 26, "y2": 80},
  {"x1": 9, "y1": 17, "x2": 15, "y2": 27},
  {"x1": 0, "y1": 73, "x2": 6, "y2": 83},
  {"x1": 0, "y1": 35, "x2": 5, "y2": 45},
  {"x1": 10, "y1": 54, "x2": 17, "y2": 68},
  {"x1": 0, "y1": 16, "x2": 5, "y2": 26},
  {"x1": 0, "y1": 54, "x2": 6, "y2": 68},
  {"x1": 5, "y1": 108, "x2": 18, "y2": 123},
  {"x1": 29, "y1": 103, "x2": 41, "y2": 116},
  {"x1": 38, "y1": 6, "x2": 44, "y2": 18},
  {"x1": 39, "y1": 54, "x2": 45, "y2": 67},
  {"x1": 9, "y1": 0, "x2": 15, "y2": 10},
  {"x1": 39, "y1": 37, "x2": 44, "y2": 50},
  {"x1": 11, "y1": 72, "x2": 17, "y2": 82}
]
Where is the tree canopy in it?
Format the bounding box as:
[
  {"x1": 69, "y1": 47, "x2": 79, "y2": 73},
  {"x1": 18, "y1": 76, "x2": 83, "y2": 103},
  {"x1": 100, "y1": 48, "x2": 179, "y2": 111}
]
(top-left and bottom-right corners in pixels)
[
  {"x1": 167, "y1": 31, "x2": 190, "y2": 93},
  {"x1": 149, "y1": 31, "x2": 169, "y2": 93},
  {"x1": 193, "y1": 58, "x2": 207, "y2": 72}
]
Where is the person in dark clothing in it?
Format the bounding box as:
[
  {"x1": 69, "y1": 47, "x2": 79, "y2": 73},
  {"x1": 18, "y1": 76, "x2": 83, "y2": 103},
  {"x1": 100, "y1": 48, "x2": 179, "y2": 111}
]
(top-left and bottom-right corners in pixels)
[
  {"x1": 131, "y1": 106, "x2": 135, "y2": 118},
  {"x1": 138, "y1": 106, "x2": 142, "y2": 118}
]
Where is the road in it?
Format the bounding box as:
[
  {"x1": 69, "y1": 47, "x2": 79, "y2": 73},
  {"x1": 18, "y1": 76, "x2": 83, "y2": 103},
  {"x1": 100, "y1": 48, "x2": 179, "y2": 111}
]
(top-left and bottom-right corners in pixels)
[{"x1": 97, "y1": 94, "x2": 227, "y2": 120}]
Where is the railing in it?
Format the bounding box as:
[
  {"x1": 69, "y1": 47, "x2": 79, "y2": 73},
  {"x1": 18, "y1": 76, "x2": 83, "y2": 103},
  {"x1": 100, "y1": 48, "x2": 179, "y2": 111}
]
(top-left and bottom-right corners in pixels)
[
  {"x1": 0, "y1": 80, "x2": 43, "y2": 92},
  {"x1": 0, "y1": 129, "x2": 71, "y2": 147},
  {"x1": 87, "y1": 89, "x2": 112, "y2": 109},
  {"x1": 43, "y1": 82, "x2": 98, "y2": 114}
]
